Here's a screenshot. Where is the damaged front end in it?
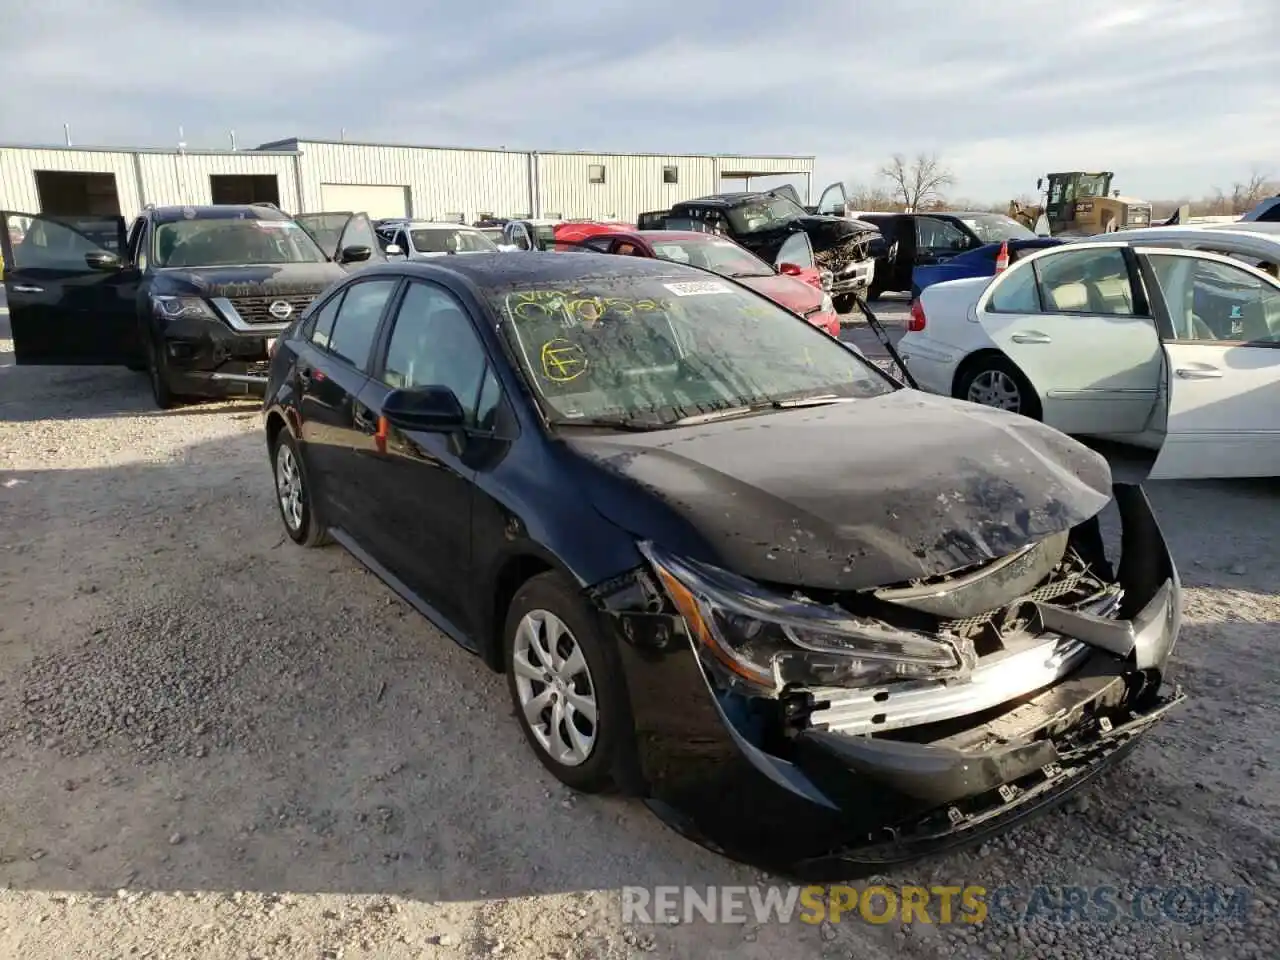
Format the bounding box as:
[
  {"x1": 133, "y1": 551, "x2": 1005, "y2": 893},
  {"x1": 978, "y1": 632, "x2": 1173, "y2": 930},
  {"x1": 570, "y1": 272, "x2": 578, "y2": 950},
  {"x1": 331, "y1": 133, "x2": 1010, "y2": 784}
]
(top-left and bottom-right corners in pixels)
[
  {"x1": 598, "y1": 483, "x2": 1184, "y2": 880},
  {"x1": 810, "y1": 223, "x2": 879, "y2": 296}
]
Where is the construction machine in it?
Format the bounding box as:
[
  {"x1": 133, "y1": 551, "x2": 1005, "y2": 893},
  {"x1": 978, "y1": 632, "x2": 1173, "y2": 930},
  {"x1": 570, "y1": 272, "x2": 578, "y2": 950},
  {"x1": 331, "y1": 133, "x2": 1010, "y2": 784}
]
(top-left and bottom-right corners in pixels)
[{"x1": 1009, "y1": 172, "x2": 1152, "y2": 236}]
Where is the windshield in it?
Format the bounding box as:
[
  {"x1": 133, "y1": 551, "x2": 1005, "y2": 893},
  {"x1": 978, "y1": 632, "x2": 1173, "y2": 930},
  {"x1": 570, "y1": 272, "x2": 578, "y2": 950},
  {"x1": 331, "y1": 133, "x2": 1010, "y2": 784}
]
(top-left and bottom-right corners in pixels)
[
  {"x1": 492, "y1": 275, "x2": 892, "y2": 428},
  {"x1": 154, "y1": 217, "x2": 327, "y2": 268},
  {"x1": 726, "y1": 196, "x2": 806, "y2": 236},
  {"x1": 410, "y1": 227, "x2": 497, "y2": 254},
  {"x1": 649, "y1": 238, "x2": 773, "y2": 278},
  {"x1": 957, "y1": 214, "x2": 1037, "y2": 243},
  {"x1": 1074, "y1": 174, "x2": 1111, "y2": 199}
]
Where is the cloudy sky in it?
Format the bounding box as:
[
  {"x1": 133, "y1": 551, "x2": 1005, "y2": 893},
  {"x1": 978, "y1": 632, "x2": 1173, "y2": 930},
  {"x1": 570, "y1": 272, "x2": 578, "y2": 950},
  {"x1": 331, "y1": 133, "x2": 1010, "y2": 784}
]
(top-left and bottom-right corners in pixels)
[{"x1": 2, "y1": 0, "x2": 1276, "y2": 202}]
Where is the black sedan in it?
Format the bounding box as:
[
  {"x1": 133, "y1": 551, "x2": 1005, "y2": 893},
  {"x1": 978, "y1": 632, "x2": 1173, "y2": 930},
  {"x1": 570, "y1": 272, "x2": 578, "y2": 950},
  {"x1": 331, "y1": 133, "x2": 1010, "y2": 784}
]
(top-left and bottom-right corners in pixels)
[{"x1": 261, "y1": 253, "x2": 1184, "y2": 879}]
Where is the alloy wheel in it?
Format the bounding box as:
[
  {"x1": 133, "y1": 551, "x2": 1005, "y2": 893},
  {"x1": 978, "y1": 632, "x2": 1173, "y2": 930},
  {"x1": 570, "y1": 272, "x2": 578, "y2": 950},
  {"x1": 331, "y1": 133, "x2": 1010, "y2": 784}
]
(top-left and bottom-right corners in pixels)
[
  {"x1": 275, "y1": 442, "x2": 305, "y2": 533},
  {"x1": 967, "y1": 369, "x2": 1022, "y2": 412},
  {"x1": 511, "y1": 609, "x2": 598, "y2": 767}
]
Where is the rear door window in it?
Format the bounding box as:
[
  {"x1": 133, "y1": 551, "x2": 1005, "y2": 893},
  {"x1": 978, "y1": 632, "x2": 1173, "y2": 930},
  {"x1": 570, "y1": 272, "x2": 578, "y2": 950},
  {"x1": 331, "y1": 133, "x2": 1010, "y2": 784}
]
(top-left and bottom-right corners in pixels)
[
  {"x1": 1034, "y1": 248, "x2": 1136, "y2": 315},
  {"x1": 326, "y1": 279, "x2": 399, "y2": 370}
]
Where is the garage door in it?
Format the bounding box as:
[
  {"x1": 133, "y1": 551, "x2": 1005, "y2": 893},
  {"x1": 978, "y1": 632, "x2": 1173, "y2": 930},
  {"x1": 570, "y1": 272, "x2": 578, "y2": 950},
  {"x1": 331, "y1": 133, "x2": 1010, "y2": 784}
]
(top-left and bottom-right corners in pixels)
[{"x1": 318, "y1": 184, "x2": 411, "y2": 219}]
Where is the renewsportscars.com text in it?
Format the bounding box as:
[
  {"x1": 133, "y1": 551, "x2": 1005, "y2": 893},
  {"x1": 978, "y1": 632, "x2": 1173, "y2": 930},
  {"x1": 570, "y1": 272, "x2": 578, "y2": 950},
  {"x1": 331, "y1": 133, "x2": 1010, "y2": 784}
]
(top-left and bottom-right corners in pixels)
[{"x1": 622, "y1": 884, "x2": 1251, "y2": 926}]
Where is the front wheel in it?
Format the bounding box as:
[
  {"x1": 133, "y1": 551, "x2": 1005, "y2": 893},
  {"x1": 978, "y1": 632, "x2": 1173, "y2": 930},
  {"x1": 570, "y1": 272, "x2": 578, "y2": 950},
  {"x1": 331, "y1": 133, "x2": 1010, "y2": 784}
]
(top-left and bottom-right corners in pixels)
[
  {"x1": 504, "y1": 571, "x2": 633, "y2": 793},
  {"x1": 956, "y1": 355, "x2": 1042, "y2": 420},
  {"x1": 145, "y1": 335, "x2": 180, "y2": 409}
]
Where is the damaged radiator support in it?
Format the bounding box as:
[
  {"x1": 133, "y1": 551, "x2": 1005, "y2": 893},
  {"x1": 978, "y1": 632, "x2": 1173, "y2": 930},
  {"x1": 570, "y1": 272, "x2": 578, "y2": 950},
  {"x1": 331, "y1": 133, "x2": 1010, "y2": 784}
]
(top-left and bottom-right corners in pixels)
[{"x1": 799, "y1": 543, "x2": 1125, "y2": 738}]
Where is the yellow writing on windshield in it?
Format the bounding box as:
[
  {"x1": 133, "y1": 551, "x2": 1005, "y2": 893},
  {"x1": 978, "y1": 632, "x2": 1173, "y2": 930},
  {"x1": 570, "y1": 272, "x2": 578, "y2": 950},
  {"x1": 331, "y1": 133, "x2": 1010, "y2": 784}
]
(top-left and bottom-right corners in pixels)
[
  {"x1": 508, "y1": 290, "x2": 665, "y2": 325},
  {"x1": 540, "y1": 338, "x2": 589, "y2": 382}
]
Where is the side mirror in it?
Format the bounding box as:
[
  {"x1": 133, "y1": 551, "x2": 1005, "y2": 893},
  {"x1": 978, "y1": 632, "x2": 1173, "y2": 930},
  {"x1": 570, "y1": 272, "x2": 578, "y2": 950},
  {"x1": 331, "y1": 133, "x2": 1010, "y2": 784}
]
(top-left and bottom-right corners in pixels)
[
  {"x1": 85, "y1": 250, "x2": 121, "y2": 271},
  {"x1": 384, "y1": 243, "x2": 404, "y2": 257},
  {"x1": 778, "y1": 262, "x2": 804, "y2": 276},
  {"x1": 381, "y1": 385, "x2": 466, "y2": 433},
  {"x1": 339, "y1": 244, "x2": 373, "y2": 264}
]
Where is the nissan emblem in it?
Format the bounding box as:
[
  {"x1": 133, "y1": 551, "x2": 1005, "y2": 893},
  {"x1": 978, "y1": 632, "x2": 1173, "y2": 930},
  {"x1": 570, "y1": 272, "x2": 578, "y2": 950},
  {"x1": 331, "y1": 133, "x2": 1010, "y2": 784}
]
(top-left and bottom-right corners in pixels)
[{"x1": 268, "y1": 300, "x2": 293, "y2": 320}]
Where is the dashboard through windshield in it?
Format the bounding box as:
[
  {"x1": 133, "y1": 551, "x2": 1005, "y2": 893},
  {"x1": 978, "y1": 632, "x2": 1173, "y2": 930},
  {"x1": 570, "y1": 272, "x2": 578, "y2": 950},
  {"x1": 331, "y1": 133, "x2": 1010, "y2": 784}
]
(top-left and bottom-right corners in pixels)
[{"x1": 491, "y1": 275, "x2": 891, "y2": 428}]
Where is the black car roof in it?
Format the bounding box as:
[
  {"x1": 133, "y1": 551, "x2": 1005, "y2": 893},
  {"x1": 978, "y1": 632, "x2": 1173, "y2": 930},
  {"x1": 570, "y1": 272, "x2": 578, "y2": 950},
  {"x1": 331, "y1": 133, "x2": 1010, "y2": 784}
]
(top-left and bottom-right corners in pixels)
[
  {"x1": 680, "y1": 192, "x2": 771, "y2": 207},
  {"x1": 359, "y1": 251, "x2": 693, "y2": 289},
  {"x1": 149, "y1": 204, "x2": 291, "y2": 224}
]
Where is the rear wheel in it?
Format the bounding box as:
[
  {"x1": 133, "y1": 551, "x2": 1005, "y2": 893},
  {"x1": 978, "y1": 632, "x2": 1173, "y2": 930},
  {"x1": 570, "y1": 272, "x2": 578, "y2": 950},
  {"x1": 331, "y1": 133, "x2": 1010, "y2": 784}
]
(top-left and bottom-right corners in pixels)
[
  {"x1": 504, "y1": 571, "x2": 633, "y2": 793},
  {"x1": 955, "y1": 354, "x2": 1042, "y2": 420},
  {"x1": 271, "y1": 430, "x2": 331, "y2": 547}
]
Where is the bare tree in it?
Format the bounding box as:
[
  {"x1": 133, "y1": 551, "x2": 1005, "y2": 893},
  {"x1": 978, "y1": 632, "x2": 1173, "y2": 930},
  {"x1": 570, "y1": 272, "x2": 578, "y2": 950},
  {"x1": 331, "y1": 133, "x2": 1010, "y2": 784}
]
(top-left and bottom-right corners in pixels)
[
  {"x1": 1230, "y1": 169, "x2": 1273, "y2": 214},
  {"x1": 845, "y1": 182, "x2": 900, "y2": 212},
  {"x1": 877, "y1": 152, "x2": 956, "y2": 212}
]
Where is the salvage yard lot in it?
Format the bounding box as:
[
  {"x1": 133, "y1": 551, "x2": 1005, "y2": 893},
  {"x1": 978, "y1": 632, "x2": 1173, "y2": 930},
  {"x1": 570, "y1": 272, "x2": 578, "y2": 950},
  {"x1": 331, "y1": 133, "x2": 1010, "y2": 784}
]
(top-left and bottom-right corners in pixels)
[{"x1": 0, "y1": 306, "x2": 1277, "y2": 960}]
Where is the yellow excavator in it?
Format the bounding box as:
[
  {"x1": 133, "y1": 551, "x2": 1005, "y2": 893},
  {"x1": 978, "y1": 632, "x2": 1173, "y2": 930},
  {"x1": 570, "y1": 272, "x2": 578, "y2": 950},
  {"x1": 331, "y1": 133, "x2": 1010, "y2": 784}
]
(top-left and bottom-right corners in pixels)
[{"x1": 1010, "y1": 172, "x2": 1152, "y2": 236}]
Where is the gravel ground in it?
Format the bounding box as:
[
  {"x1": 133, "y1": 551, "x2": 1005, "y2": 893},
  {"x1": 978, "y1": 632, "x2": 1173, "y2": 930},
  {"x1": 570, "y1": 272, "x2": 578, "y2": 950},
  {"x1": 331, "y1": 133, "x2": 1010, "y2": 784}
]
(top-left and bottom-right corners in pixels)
[{"x1": 0, "y1": 303, "x2": 1276, "y2": 960}]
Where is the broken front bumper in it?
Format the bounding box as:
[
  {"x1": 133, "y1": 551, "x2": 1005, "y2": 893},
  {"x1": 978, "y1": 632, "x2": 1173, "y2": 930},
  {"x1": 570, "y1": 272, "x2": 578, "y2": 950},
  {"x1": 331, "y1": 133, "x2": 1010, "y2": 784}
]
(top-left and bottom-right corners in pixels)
[
  {"x1": 827, "y1": 258, "x2": 876, "y2": 295},
  {"x1": 605, "y1": 483, "x2": 1183, "y2": 880},
  {"x1": 157, "y1": 314, "x2": 277, "y2": 397}
]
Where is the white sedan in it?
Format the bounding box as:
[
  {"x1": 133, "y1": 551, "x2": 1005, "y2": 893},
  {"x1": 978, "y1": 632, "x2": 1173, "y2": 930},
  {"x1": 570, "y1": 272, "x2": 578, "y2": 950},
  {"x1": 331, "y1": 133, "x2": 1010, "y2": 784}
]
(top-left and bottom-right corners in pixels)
[{"x1": 896, "y1": 235, "x2": 1280, "y2": 479}]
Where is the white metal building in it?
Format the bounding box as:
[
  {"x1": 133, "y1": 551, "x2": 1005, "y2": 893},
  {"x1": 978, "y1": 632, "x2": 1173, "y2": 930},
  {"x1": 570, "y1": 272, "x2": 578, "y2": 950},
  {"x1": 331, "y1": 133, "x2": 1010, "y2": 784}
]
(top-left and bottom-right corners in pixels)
[{"x1": 0, "y1": 137, "x2": 815, "y2": 225}]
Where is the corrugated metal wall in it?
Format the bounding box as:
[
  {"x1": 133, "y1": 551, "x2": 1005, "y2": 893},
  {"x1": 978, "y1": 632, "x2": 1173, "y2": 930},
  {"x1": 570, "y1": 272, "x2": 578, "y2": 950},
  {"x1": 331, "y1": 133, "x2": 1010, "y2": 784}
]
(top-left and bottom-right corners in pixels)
[
  {"x1": 0, "y1": 141, "x2": 815, "y2": 225},
  {"x1": 134, "y1": 153, "x2": 299, "y2": 213},
  {"x1": 0, "y1": 148, "x2": 142, "y2": 216},
  {"x1": 0, "y1": 148, "x2": 298, "y2": 219},
  {"x1": 536, "y1": 154, "x2": 715, "y2": 223},
  {"x1": 288, "y1": 141, "x2": 529, "y2": 222}
]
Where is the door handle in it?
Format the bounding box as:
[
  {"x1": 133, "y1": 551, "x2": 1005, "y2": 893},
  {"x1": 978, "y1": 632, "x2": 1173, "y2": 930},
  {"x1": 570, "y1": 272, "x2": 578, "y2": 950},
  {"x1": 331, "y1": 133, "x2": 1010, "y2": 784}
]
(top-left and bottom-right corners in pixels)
[
  {"x1": 1175, "y1": 367, "x2": 1223, "y2": 380},
  {"x1": 11, "y1": 284, "x2": 43, "y2": 294},
  {"x1": 1010, "y1": 331, "x2": 1052, "y2": 344}
]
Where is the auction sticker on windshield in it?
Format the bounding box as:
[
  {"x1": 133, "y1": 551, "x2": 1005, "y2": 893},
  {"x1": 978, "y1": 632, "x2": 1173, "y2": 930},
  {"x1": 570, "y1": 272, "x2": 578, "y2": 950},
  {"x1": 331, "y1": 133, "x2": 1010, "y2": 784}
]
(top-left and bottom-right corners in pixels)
[{"x1": 664, "y1": 280, "x2": 731, "y2": 297}]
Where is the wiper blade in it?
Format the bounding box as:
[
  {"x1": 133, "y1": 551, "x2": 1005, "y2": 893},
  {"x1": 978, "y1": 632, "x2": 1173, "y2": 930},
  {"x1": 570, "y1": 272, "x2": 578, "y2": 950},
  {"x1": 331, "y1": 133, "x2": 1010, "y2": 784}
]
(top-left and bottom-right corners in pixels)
[
  {"x1": 547, "y1": 416, "x2": 664, "y2": 432},
  {"x1": 672, "y1": 395, "x2": 856, "y2": 426},
  {"x1": 772, "y1": 394, "x2": 859, "y2": 409}
]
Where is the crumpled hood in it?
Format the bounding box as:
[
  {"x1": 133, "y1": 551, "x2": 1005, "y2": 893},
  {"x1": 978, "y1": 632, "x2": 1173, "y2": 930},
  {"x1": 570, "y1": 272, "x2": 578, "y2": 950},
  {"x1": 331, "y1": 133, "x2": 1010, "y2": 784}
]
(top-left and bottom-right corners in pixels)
[
  {"x1": 567, "y1": 390, "x2": 1113, "y2": 591},
  {"x1": 796, "y1": 214, "x2": 880, "y2": 245},
  {"x1": 151, "y1": 263, "x2": 345, "y2": 299}
]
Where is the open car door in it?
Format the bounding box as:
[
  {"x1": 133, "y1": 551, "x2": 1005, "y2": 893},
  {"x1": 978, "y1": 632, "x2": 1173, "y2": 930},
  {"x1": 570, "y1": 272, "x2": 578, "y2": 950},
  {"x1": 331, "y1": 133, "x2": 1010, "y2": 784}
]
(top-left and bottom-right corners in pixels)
[
  {"x1": 979, "y1": 245, "x2": 1164, "y2": 436},
  {"x1": 1, "y1": 211, "x2": 138, "y2": 365},
  {"x1": 294, "y1": 212, "x2": 386, "y2": 269},
  {"x1": 1137, "y1": 248, "x2": 1280, "y2": 479},
  {"x1": 813, "y1": 181, "x2": 850, "y2": 218}
]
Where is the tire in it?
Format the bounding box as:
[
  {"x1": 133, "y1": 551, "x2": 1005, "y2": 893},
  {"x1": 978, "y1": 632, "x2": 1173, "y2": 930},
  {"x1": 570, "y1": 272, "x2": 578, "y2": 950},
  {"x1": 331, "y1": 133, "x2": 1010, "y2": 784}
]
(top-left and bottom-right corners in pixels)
[
  {"x1": 833, "y1": 293, "x2": 857, "y2": 314},
  {"x1": 145, "y1": 334, "x2": 180, "y2": 410},
  {"x1": 270, "y1": 429, "x2": 331, "y2": 547},
  {"x1": 503, "y1": 571, "x2": 633, "y2": 793},
  {"x1": 955, "y1": 354, "x2": 1043, "y2": 420}
]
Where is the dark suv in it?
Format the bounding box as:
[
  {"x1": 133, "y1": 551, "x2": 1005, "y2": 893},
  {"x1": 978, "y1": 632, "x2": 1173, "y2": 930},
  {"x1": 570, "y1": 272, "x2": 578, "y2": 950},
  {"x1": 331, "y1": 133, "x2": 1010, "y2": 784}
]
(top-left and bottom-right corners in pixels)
[{"x1": 1, "y1": 204, "x2": 384, "y2": 408}]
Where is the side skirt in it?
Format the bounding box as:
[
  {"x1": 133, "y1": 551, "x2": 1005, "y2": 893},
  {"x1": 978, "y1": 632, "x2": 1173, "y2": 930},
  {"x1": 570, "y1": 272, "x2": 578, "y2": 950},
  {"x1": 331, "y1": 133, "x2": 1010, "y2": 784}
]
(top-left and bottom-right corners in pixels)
[{"x1": 329, "y1": 526, "x2": 479, "y2": 655}]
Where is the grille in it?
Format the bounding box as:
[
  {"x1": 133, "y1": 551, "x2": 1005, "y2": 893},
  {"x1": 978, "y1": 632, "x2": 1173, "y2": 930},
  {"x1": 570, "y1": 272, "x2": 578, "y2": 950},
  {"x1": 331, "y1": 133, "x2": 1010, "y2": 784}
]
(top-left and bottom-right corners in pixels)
[{"x1": 228, "y1": 294, "x2": 315, "y2": 325}]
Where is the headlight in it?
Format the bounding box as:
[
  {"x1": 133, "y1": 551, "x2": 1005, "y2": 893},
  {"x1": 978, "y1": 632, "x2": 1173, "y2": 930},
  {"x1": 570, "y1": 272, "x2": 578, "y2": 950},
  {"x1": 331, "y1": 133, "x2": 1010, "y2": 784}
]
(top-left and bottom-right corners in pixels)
[
  {"x1": 152, "y1": 296, "x2": 217, "y2": 320},
  {"x1": 638, "y1": 541, "x2": 972, "y2": 695},
  {"x1": 820, "y1": 292, "x2": 836, "y2": 314}
]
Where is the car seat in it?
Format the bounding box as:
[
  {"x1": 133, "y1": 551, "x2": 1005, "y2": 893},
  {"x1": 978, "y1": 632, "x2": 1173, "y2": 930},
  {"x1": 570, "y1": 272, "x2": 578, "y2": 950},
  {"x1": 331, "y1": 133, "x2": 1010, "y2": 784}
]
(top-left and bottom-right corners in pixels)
[{"x1": 1080, "y1": 257, "x2": 1129, "y2": 314}]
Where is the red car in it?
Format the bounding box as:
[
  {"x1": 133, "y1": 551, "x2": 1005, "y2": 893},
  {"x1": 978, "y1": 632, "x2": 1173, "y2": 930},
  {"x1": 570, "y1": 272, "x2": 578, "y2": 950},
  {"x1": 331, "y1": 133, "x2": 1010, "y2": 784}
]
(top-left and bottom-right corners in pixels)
[
  {"x1": 565, "y1": 230, "x2": 841, "y2": 336},
  {"x1": 553, "y1": 220, "x2": 634, "y2": 246}
]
